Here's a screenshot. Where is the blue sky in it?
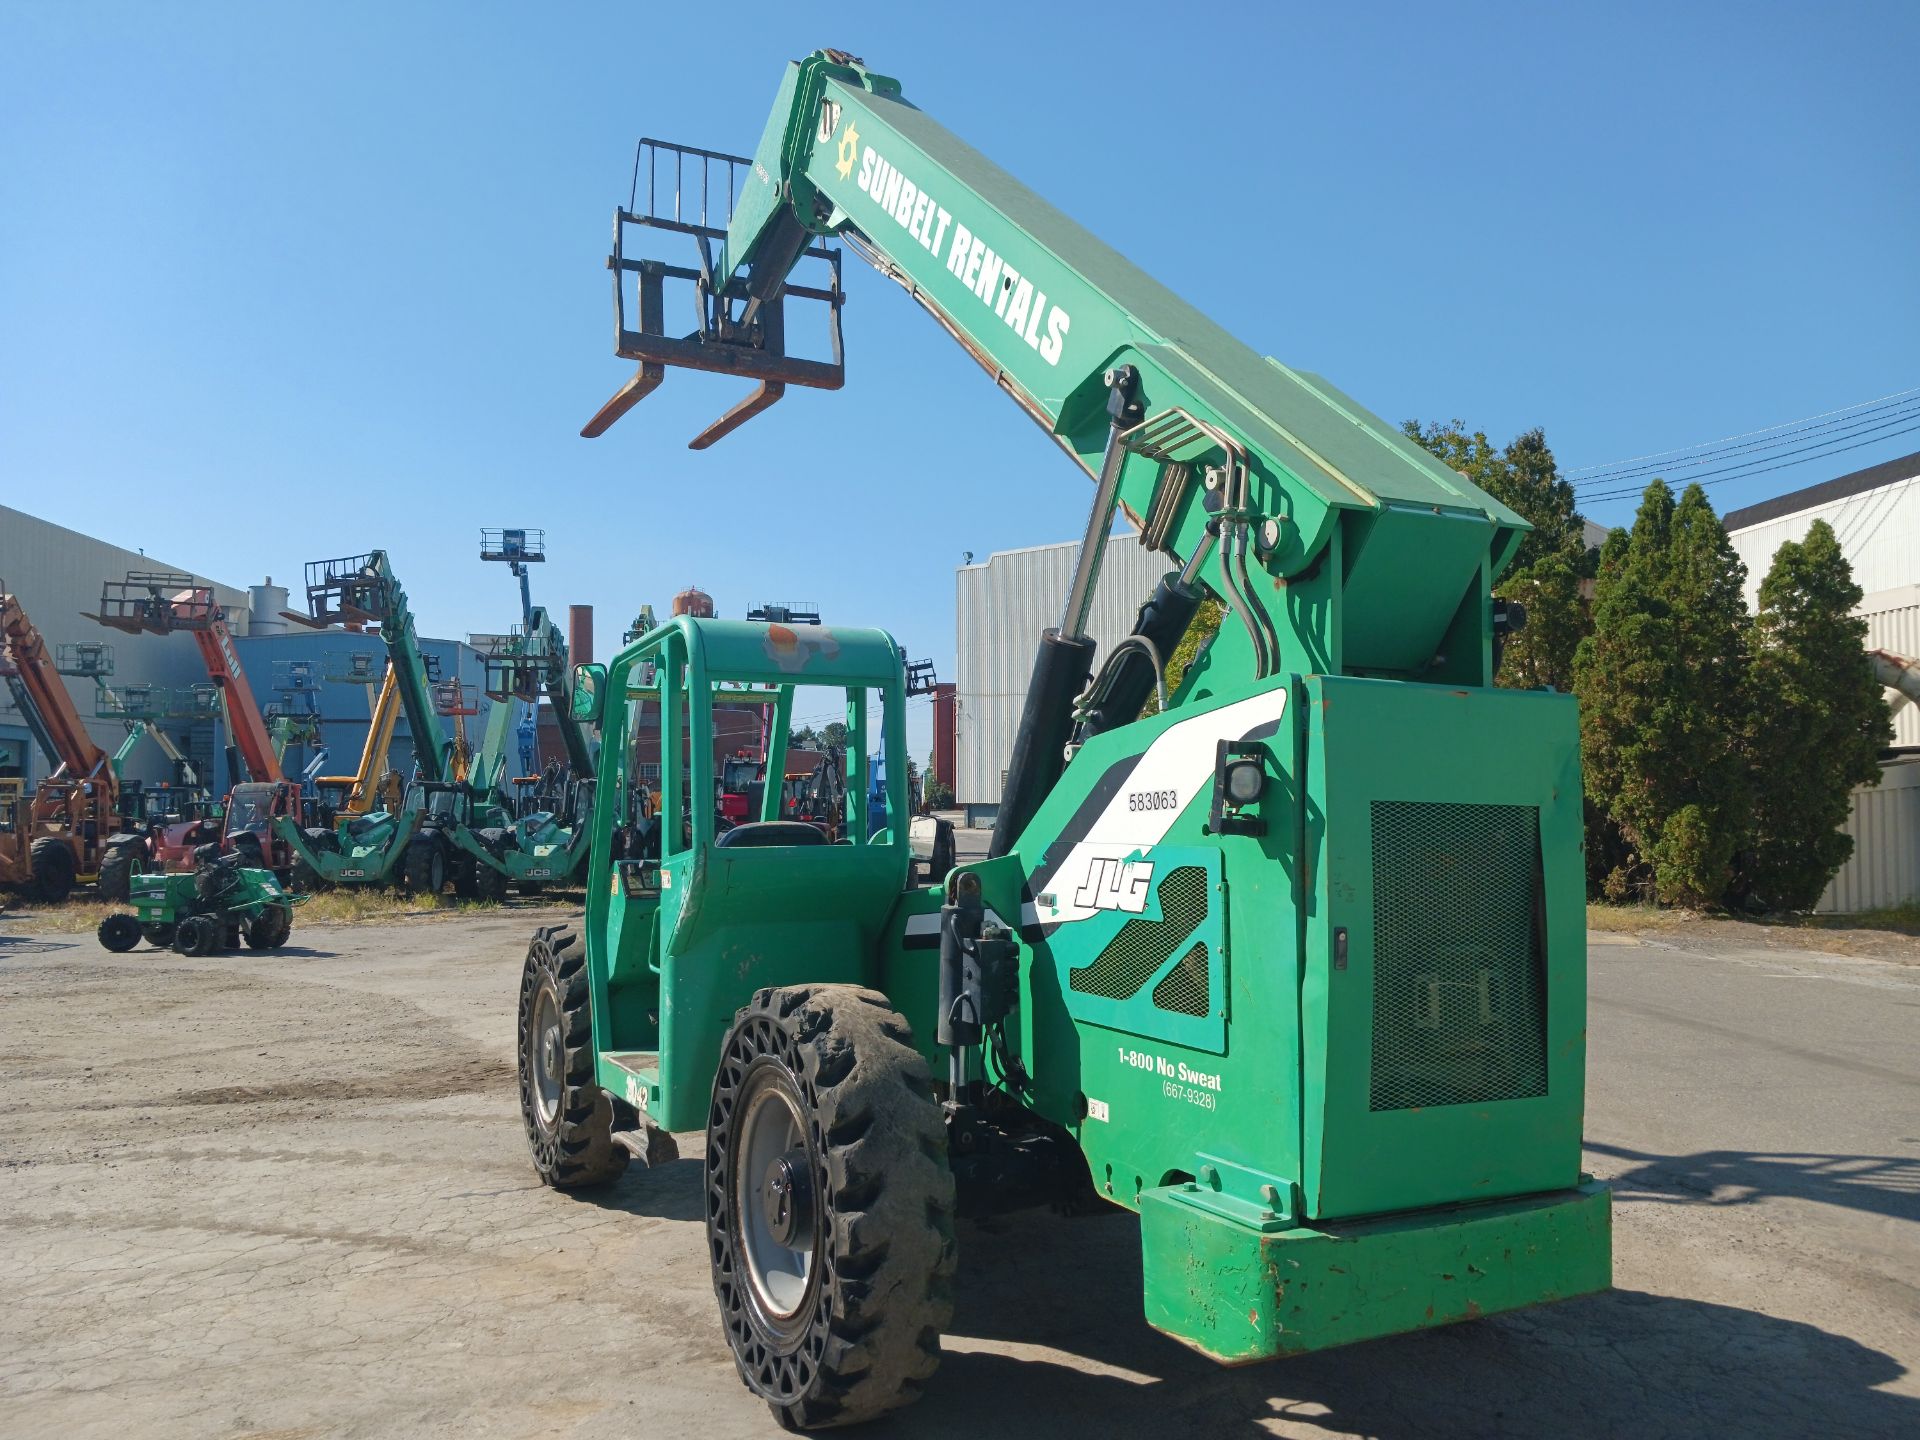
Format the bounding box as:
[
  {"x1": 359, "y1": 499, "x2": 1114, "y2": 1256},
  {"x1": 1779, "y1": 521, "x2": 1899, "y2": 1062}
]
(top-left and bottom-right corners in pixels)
[{"x1": 4, "y1": 3, "x2": 1917, "y2": 759}]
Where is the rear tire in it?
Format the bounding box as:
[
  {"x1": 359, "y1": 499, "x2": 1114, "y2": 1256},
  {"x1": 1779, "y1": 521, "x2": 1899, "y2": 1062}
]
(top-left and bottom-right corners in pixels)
[
  {"x1": 28, "y1": 838, "x2": 75, "y2": 902},
  {"x1": 97, "y1": 913, "x2": 142, "y2": 952},
  {"x1": 517, "y1": 924, "x2": 628, "y2": 1188},
  {"x1": 142, "y1": 923, "x2": 176, "y2": 949},
  {"x1": 474, "y1": 831, "x2": 510, "y2": 902},
  {"x1": 708, "y1": 985, "x2": 955, "y2": 1429},
  {"x1": 245, "y1": 903, "x2": 292, "y2": 950},
  {"x1": 173, "y1": 914, "x2": 218, "y2": 956},
  {"x1": 98, "y1": 838, "x2": 144, "y2": 902}
]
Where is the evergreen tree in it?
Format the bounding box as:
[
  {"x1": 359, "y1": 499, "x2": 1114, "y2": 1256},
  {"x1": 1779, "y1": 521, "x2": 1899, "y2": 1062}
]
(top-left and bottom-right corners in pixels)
[
  {"x1": 1574, "y1": 481, "x2": 1751, "y2": 906},
  {"x1": 1735, "y1": 520, "x2": 1889, "y2": 908},
  {"x1": 1402, "y1": 420, "x2": 1591, "y2": 690}
]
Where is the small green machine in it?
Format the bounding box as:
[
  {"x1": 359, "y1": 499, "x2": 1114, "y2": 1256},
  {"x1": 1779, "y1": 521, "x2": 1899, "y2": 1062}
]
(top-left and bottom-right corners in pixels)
[
  {"x1": 533, "y1": 50, "x2": 1611, "y2": 1429},
  {"x1": 98, "y1": 855, "x2": 298, "y2": 956}
]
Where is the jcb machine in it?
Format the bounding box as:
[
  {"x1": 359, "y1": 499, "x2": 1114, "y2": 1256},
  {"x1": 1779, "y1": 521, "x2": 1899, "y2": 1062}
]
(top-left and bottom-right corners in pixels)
[
  {"x1": 0, "y1": 586, "x2": 122, "y2": 899},
  {"x1": 90, "y1": 574, "x2": 304, "y2": 877},
  {"x1": 278, "y1": 552, "x2": 499, "y2": 894},
  {"x1": 468, "y1": 602, "x2": 596, "y2": 893},
  {"x1": 540, "y1": 51, "x2": 1609, "y2": 1428}
]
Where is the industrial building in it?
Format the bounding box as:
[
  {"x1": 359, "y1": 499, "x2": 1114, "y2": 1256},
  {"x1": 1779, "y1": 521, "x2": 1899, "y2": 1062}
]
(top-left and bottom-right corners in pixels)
[
  {"x1": 1, "y1": 505, "x2": 524, "y2": 797},
  {"x1": 1726, "y1": 448, "x2": 1920, "y2": 912},
  {"x1": 954, "y1": 530, "x2": 1169, "y2": 827},
  {"x1": 1, "y1": 504, "x2": 250, "y2": 789}
]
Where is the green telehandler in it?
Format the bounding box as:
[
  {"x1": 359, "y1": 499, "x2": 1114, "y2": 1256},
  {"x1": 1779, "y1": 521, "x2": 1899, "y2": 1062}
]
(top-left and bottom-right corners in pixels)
[
  {"x1": 273, "y1": 553, "x2": 463, "y2": 890},
  {"x1": 539, "y1": 50, "x2": 1610, "y2": 1429}
]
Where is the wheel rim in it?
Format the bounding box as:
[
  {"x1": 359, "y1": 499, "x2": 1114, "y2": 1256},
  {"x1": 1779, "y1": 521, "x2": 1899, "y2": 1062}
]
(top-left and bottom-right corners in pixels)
[
  {"x1": 733, "y1": 1072, "x2": 817, "y2": 1323},
  {"x1": 531, "y1": 982, "x2": 564, "y2": 1127}
]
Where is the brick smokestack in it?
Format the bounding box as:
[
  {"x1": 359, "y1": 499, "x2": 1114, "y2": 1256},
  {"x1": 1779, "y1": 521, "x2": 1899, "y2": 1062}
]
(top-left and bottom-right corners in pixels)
[{"x1": 568, "y1": 605, "x2": 593, "y2": 666}]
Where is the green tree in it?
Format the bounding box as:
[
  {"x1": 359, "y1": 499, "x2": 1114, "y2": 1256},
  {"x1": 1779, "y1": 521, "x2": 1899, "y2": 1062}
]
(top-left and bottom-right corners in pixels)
[
  {"x1": 1402, "y1": 421, "x2": 1591, "y2": 690},
  {"x1": 1734, "y1": 520, "x2": 1889, "y2": 908},
  {"x1": 1574, "y1": 481, "x2": 1752, "y2": 906},
  {"x1": 1141, "y1": 597, "x2": 1224, "y2": 716}
]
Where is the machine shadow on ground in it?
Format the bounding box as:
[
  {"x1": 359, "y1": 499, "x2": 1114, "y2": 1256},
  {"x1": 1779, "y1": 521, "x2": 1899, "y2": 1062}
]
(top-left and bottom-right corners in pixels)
[
  {"x1": 1589, "y1": 1138, "x2": 1920, "y2": 1224},
  {"x1": 879, "y1": 1209, "x2": 1918, "y2": 1439},
  {"x1": 584, "y1": 1157, "x2": 1918, "y2": 1437}
]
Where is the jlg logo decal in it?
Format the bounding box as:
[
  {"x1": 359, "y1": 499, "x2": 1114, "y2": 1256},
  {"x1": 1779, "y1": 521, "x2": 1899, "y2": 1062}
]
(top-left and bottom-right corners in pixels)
[{"x1": 1073, "y1": 857, "x2": 1153, "y2": 914}]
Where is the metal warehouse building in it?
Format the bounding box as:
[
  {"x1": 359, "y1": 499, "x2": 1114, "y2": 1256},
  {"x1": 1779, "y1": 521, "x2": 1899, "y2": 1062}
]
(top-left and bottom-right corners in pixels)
[
  {"x1": 1, "y1": 504, "x2": 249, "y2": 789},
  {"x1": 954, "y1": 531, "x2": 1170, "y2": 827},
  {"x1": 2, "y1": 505, "x2": 521, "y2": 796},
  {"x1": 1726, "y1": 449, "x2": 1920, "y2": 912}
]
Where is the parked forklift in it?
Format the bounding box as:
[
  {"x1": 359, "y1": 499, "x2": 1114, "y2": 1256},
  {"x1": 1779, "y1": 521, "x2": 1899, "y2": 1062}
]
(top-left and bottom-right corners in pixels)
[
  {"x1": 0, "y1": 586, "x2": 122, "y2": 899},
  {"x1": 530, "y1": 51, "x2": 1611, "y2": 1429}
]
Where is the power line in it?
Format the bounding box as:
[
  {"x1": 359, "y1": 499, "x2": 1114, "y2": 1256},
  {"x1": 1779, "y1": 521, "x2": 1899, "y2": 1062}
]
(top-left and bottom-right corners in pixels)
[
  {"x1": 1578, "y1": 417, "x2": 1920, "y2": 505},
  {"x1": 1569, "y1": 383, "x2": 1920, "y2": 477},
  {"x1": 1573, "y1": 395, "x2": 1920, "y2": 492}
]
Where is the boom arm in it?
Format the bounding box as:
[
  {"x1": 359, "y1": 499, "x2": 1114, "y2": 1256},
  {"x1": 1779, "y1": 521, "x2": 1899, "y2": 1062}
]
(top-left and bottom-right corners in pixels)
[
  {"x1": 1, "y1": 589, "x2": 111, "y2": 780},
  {"x1": 592, "y1": 52, "x2": 1530, "y2": 696},
  {"x1": 293, "y1": 554, "x2": 454, "y2": 783},
  {"x1": 87, "y1": 575, "x2": 285, "y2": 784}
]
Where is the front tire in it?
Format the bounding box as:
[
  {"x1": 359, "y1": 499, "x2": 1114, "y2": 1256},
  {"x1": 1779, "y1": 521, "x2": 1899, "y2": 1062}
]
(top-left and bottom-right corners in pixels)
[
  {"x1": 517, "y1": 924, "x2": 627, "y2": 1188},
  {"x1": 404, "y1": 836, "x2": 448, "y2": 896},
  {"x1": 708, "y1": 985, "x2": 955, "y2": 1430},
  {"x1": 98, "y1": 838, "x2": 144, "y2": 902},
  {"x1": 28, "y1": 838, "x2": 75, "y2": 902}
]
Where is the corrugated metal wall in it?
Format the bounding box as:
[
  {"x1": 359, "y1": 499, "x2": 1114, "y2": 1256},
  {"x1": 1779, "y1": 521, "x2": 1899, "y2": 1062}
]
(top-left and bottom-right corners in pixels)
[
  {"x1": 1820, "y1": 758, "x2": 1920, "y2": 913},
  {"x1": 954, "y1": 532, "x2": 1172, "y2": 820},
  {"x1": 1859, "y1": 584, "x2": 1920, "y2": 747},
  {"x1": 1726, "y1": 462, "x2": 1920, "y2": 609},
  {"x1": 0, "y1": 504, "x2": 251, "y2": 786}
]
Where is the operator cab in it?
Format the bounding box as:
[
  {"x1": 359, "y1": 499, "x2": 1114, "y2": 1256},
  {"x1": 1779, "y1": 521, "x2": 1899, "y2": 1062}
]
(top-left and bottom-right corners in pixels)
[{"x1": 570, "y1": 617, "x2": 914, "y2": 1087}]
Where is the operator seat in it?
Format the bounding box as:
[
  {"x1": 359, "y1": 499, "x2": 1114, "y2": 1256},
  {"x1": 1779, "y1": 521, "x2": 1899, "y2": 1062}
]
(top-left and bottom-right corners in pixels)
[{"x1": 714, "y1": 821, "x2": 828, "y2": 849}]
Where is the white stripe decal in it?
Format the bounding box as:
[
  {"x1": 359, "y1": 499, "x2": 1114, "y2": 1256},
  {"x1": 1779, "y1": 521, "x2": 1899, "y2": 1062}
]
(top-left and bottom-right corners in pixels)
[{"x1": 1032, "y1": 688, "x2": 1287, "y2": 930}]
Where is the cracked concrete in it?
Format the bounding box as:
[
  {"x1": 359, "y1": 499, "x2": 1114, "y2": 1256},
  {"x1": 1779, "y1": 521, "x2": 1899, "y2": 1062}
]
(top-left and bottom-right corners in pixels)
[{"x1": 0, "y1": 913, "x2": 1915, "y2": 1438}]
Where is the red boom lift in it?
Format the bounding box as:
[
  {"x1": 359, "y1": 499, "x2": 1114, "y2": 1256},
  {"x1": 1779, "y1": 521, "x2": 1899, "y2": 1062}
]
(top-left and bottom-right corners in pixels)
[
  {"x1": 90, "y1": 573, "x2": 304, "y2": 876},
  {"x1": 0, "y1": 585, "x2": 122, "y2": 899}
]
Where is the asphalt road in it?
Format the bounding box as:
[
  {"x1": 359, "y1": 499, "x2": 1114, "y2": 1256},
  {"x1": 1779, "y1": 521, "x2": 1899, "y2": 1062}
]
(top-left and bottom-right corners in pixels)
[{"x1": 0, "y1": 909, "x2": 1915, "y2": 1438}]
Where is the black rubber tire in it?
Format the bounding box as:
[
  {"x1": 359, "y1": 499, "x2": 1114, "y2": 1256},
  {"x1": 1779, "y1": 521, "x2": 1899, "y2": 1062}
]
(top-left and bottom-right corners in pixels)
[
  {"x1": 142, "y1": 923, "x2": 176, "y2": 949},
  {"x1": 97, "y1": 913, "x2": 142, "y2": 952},
  {"x1": 708, "y1": 984, "x2": 955, "y2": 1430},
  {"x1": 293, "y1": 828, "x2": 338, "y2": 893},
  {"x1": 474, "y1": 834, "x2": 510, "y2": 902},
  {"x1": 245, "y1": 903, "x2": 293, "y2": 950},
  {"x1": 28, "y1": 838, "x2": 75, "y2": 902},
  {"x1": 452, "y1": 850, "x2": 479, "y2": 898},
  {"x1": 97, "y1": 838, "x2": 144, "y2": 902},
  {"x1": 173, "y1": 914, "x2": 218, "y2": 957},
  {"x1": 518, "y1": 879, "x2": 547, "y2": 897},
  {"x1": 517, "y1": 924, "x2": 628, "y2": 1188},
  {"x1": 403, "y1": 836, "x2": 448, "y2": 896}
]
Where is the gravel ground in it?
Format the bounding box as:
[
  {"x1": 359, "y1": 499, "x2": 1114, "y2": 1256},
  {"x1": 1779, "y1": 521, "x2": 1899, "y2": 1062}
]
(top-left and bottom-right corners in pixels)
[{"x1": 1, "y1": 908, "x2": 1915, "y2": 1438}]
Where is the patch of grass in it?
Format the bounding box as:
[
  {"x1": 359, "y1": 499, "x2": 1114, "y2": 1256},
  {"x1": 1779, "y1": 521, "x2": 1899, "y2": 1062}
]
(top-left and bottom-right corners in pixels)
[
  {"x1": 1586, "y1": 902, "x2": 1695, "y2": 932},
  {"x1": 1, "y1": 886, "x2": 580, "y2": 935},
  {"x1": 1794, "y1": 901, "x2": 1920, "y2": 936}
]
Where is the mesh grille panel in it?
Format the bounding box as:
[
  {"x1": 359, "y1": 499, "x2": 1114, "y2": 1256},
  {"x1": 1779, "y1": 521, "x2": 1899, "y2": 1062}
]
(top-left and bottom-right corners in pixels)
[
  {"x1": 1151, "y1": 942, "x2": 1210, "y2": 1016},
  {"x1": 1369, "y1": 801, "x2": 1548, "y2": 1112},
  {"x1": 1069, "y1": 865, "x2": 1207, "y2": 1000}
]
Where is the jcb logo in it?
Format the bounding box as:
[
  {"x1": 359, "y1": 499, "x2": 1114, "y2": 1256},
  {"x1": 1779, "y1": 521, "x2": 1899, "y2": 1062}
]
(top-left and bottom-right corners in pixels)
[{"x1": 1074, "y1": 857, "x2": 1153, "y2": 914}]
